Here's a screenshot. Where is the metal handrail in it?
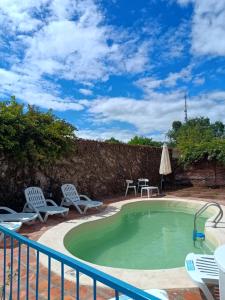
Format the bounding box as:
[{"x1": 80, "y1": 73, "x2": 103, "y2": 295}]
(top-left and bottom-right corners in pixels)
[
  {"x1": 194, "y1": 202, "x2": 223, "y2": 235},
  {"x1": 0, "y1": 225, "x2": 158, "y2": 300}
]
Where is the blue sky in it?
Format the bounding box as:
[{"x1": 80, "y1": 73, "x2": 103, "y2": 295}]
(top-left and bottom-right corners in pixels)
[{"x1": 0, "y1": 0, "x2": 225, "y2": 141}]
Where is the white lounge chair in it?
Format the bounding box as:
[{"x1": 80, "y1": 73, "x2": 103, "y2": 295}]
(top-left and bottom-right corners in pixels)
[
  {"x1": 185, "y1": 253, "x2": 219, "y2": 300},
  {"x1": 0, "y1": 207, "x2": 38, "y2": 224},
  {"x1": 23, "y1": 187, "x2": 69, "y2": 222},
  {"x1": 0, "y1": 221, "x2": 22, "y2": 241},
  {"x1": 61, "y1": 184, "x2": 103, "y2": 214},
  {"x1": 109, "y1": 289, "x2": 169, "y2": 300}
]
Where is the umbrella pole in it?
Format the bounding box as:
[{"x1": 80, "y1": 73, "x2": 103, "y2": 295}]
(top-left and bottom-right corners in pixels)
[{"x1": 161, "y1": 175, "x2": 164, "y2": 192}]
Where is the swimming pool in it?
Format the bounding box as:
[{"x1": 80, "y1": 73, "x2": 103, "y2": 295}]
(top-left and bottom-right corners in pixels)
[{"x1": 64, "y1": 201, "x2": 213, "y2": 270}]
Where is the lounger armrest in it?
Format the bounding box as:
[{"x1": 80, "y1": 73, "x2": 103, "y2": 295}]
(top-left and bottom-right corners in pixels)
[
  {"x1": 79, "y1": 194, "x2": 92, "y2": 201},
  {"x1": 46, "y1": 199, "x2": 58, "y2": 207},
  {"x1": 23, "y1": 202, "x2": 35, "y2": 212},
  {"x1": 60, "y1": 197, "x2": 72, "y2": 206},
  {"x1": 0, "y1": 206, "x2": 16, "y2": 213}
]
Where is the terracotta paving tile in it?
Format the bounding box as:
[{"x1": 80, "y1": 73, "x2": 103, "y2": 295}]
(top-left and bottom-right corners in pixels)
[
  {"x1": 64, "y1": 296, "x2": 75, "y2": 300},
  {"x1": 183, "y1": 291, "x2": 203, "y2": 300},
  {"x1": 38, "y1": 280, "x2": 49, "y2": 290}
]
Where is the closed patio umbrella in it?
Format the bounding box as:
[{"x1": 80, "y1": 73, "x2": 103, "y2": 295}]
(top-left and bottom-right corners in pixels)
[{"x1": 159, "y1": 143, "x2": 172, "y2": 191}]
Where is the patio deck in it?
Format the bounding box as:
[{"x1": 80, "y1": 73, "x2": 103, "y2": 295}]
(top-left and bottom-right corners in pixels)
[{"x1": 2, "y1": 186, "x2": 224, "y2": 299}]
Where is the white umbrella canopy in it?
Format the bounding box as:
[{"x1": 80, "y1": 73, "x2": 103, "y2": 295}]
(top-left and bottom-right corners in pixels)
[{"x1": 159, "y1": 143, "x2": 172, "y2": 175}]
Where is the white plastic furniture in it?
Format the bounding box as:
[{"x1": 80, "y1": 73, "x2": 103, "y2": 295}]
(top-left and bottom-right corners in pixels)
[
  {"x1": 185, "y1": 253, "x2": 219, "y2": 300},
  {"x1": 137, "y1": 178, "x2": 149, "y2": 191},
  {"x1": 61, "y1": 184, "x2": 103, "y2": 214},
  {"x1": 23, "y1": 187, "x2": 69, "y2": 222},
  {"x1": 215, "y1": 244, "x2": 225, "y2": 300},
  {"x1": 109, "y1": 289, "x2": 169, "y2": 300},
  {"x1": 125, "y1": 180, "x2": 137, "y2": 197},
  {"x1": 0, "y1": 207, "x2": 38, "y2": 224},
  {"x1": 141, "y1": 186, "x2": 159, "y2": 198},
  {"x1": 0, "y1": 221, "x2": 22, "y2": 241}
]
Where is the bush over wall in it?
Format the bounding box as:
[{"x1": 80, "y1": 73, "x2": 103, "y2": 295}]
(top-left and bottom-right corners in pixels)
[{"x1": 0, "y1": 97, "x2": 76, "y2": 167}]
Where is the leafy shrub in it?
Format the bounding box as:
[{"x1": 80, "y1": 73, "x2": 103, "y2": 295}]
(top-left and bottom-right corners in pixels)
[
  {"x1": 104, "y1": 137, "x2": 122, "y2": 144},
  {"x1": 168, "y1": 117, "x2": 225, "y2": 167},
  {"x1": 0, "y1": 97, "x2": 76, "y2": 166},
  {"x1": 127, "y1": 135, "x2": 162, "y2": 147}
]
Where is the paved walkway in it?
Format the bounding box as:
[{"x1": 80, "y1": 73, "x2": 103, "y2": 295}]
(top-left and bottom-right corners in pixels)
[{"x1": 2, "y1": 186, "x2": 224, "y2": 299}]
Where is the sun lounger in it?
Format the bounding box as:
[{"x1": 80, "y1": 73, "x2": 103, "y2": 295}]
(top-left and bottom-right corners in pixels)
[
  {"x1": 185, "y1": 252, "x2": 219, "y2": 300},
  {"x1": 23, "y1": 187, "x2": 69, "y2": 222},
  {"x1": 0, "y1": 206, "x2": 38, "y2": 224},
  {"x1": 61, "y1": 184, "x2": 103, "y2": 214},
  {"x1": 0, "y1": 221, "x2": 22, "y2": 241}
]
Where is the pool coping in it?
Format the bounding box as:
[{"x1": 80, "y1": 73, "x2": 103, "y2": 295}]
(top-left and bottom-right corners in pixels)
[{"x1": 38, "y1": 197, "x2": 225, "y2": 289}]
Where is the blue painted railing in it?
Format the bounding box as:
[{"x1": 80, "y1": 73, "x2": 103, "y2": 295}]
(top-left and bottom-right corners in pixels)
[{"x1": 0, "y1": 225, "x2": 159, "y2": 300}]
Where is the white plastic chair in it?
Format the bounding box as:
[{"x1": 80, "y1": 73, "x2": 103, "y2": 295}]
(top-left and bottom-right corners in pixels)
[
  {"x1": 185, "y1": 253, "x2": 219, "y2": 300},
  {"x1": 109, "y1": 289, "x2": 169, "y2": 300},
  {"x1": 0, "y1": 222, "x2": 22, "y2": 241},
  {"x1": 0, "y1": 207, "x2": 38, "y2": 224},
  {"x1": 61, "y1": 184, "x2": 103, "y2": 214},
  {"x1": 125, "y1": 180, "x2": 137, "y2": 196},
  {"x1": 23, "y1": 187, "x2": 69, "y2": 222},
  {"x1": 137, "y1": 178, "x2": 149, "y2": 191}
]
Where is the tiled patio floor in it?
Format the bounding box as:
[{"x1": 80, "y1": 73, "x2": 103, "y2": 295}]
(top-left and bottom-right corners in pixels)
[{"x1": 1, "y1": 186, "x2": 224, "y2": 299}]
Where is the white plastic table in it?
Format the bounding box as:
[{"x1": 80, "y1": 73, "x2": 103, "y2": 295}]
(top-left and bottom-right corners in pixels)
[
  {"x1": 141, "y1": 186, "x2": 159, "y2": 198},
  {"x1": 214, "y1": 244, "x2": 225, "y2": 299}
]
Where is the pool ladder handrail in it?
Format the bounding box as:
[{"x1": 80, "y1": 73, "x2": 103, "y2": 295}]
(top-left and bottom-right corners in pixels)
[{"x1": 194, "y1": 202, "x2": 223, "y2": 237}]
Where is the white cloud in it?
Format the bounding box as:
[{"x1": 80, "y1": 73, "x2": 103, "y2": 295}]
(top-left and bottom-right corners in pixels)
[
  {"x1": 156, "y1": 21, "x2": 190, "y2": 61},
  {"x1": 88, "y1": 93, "x2": 185, "y2": 134},
  {"x1": 0, "y1": 0, "x2": 150, "y2": 110},
  {"x1": 77, "y1": 127, "x2": 166, "y2": 142},
  {"x1": 136, "y1": 65, "x2": 193, "y2": 93},
  {"x1": 177, "y1": 0, "x2": 225, "y2": 56},
  {"x1": 79, "y1": 88, "x2": 93, "y2": 96},
  {"x1": 0, "y1": 0, "x2": 44, "y2": 32},
  {"x1": 87, "y1": 90, "x2": 225, "y2": 135},
  {"x1": 77, "y1": 128, "x2": 134, "y2": 142},
  {"x1": 177, "y1": 0, "x2": 193, "y2": 6},
  {"x1": 0, "y1": 68, "x2": 84, "y2": 111},
  {"x1": 123, "y1": 41, "x2": 150, "y2": 73},
  {"x1": 193, "y1": 76, "x2": 205, "y2": 86}
]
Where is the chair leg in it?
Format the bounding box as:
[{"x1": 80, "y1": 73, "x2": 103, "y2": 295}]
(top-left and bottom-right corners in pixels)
[
  {"x1": 62, "y1": 211, "x2": 68, "y2": 218},
  {"x1": 75, "y1": 204, "x2": 84, "y2": 214},
  {"x1": 38, "y1": 212, "x2": 45, "y2": 223},
  {"x1": 125, "y1": 186, "x2": 129, "y2": 196},
  {"x1": 43, "y1": 213, "x2": 49, "y2": 223},
  {"x1": 84, "y1": 206, "x2": 89, "y2": 214},
  {"x1": 198, "y1": 283, "x2": 215, "y2": 300},
  {"x1": 134, "y1": 187, "x2": 137, "y2": 196}
]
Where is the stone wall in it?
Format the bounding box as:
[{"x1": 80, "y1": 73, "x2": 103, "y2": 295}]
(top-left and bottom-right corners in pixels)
[
  {"x1": 174, "y1": 160, "x2": 225, "y2": 187},
  {"x1": 0, "y1": 139, "x2": 164, "y2": 209}
]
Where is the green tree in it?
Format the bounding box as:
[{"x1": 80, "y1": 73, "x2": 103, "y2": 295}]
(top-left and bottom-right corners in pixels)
[
  {"x1": 167, "y1": 121, "x2": 182, "y2": 146},
  {"x1": 167, "y1": 117, "x2": 225, "y2": 146},
  {"x1": 0, "y1": 97, "x2": 76, "y2": 166},
  {"x1": 212, "y1": 121, "x2": 225, "y2": 138},
  {"x1": 104, "y1": 137, "x2": 122, "y2": 144},
  {"x1": 169, "y1": 117, "x2": 225, "y2": 186},
  {"x1": 127, "y1": 136, "x2": 162, "y2": 147}
]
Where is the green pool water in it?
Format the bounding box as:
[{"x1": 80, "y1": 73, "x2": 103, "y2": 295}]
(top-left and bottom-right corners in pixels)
[{"x1": 64, "y1": 202, "x2": 213, "y2": 270}]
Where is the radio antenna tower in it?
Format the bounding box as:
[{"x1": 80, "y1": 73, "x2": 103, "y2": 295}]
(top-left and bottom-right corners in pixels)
[{"x1": 184, "y1": 93, "x2": 188, "y2": 123}]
